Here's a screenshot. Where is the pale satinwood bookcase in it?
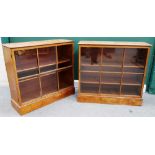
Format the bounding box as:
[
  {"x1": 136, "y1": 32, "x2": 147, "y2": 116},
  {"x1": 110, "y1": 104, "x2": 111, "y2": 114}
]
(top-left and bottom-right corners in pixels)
[
  {"x1": 77, "y1": 41, "x2": 151, "y2": 106},
  {"x1": 3, "y1": 39, "x2": 75, "y2": 114}
]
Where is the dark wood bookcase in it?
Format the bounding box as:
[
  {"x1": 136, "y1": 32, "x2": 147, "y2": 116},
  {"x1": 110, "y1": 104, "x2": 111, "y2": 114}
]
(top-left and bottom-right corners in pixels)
[
  {"x1": 3, "y1": 39, "x2": 75, "y2": 115},
  {"x1": 77, "y1": 41, "x2": 151, "y2": 106}
]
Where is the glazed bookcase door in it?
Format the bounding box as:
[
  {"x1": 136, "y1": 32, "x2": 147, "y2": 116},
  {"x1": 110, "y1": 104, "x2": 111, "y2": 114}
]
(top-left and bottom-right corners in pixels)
[
  {"x1": 80, "y1": 47, "x2": 102, "y2": 93},
  {"x1": 38, "y1": 46, "x2": 58, "y2": 95},
  {"x1": 15, "y1": 44, "x2": 74, "y2": 103},
  {"x1": 14, "y1": 49, "x2": 41, "y2": 102},
  {"x1": 79, "y1": 47, "x2": 148, "y2": 97},
  {"x1": 101, "y1": 48, "x2": 124, "y2": 95},
  {"x1": 121, "y1": 48, "x2": 148, "y2": 96},
  {"x1": 38, "y1": 46, "x2": 57, "y2": 74}
]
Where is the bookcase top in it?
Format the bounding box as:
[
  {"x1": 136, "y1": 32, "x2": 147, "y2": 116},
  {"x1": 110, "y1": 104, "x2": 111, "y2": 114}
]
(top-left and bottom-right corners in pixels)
[
  {"x1": 3, "y1": 39, "x2": 74, "y2": 49},
  {"x1": 78, "y1": 41, "x2": 151, "y2": 47}
]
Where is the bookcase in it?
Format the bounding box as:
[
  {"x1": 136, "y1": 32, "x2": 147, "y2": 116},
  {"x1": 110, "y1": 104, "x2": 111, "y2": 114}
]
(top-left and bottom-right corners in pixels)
[
  {"x1": 77, "y1": 41, "x2": 151, "y2": 106},
  {"x1": 3, "y1": 39, "x2": 75, "y2": 115}
]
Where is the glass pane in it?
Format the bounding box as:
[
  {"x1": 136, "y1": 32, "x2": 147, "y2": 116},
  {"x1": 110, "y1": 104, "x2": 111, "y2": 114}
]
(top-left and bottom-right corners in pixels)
[
  {"x1": 100, "y1": 84, "x2": 120, "y2": 94},
  {"x1": 80, "y1": 72, "x2": 100, "y2": 83},
  {"x1": 38, "y1": 47, "x2": 56, "y2": 66},
  {"x1": 17, "y1": 68, "x2": 39, "y2": 79},
  {"x1": 123, "y1": 67, "x2": 144, "y2": 73},
  {"x1": 41, "y1": 72, "x2": 58, "y2": 95},
  {"x1": 122, "y1": 74, "x2": 143, "y2": 84},
  {"x1": 80, "y1": 83, "x2": 99, "y2": 93},
  {"x1": 102, "y1": 48, "x2": 124, "y2": 66},
  {"x1": 57, "y1": 44, "x2": 72, "y2": 68},
  {"x1": 121, "y1": 85, "x2": 141, "y2": 95},
  {"x1": 19, "y1": 77, "x2": 40, "y2": 102},
  {"x1": 101, "y1": 73, "x2": 121, "y2": 83},
  {"x1": 58, "y1": 68, "x2": 73, "y2": 90},
  {"x1": 124, "y1": 48, "x2": 147, "y2": 67},
  {"x1": 102, "y1": 66, "x2": 122, "y2": 72},
  {"x1": 81, "y1": 47, "x2": 101, "y2": 65},
  {"x1": 81, "y1": 65, "x2": 100, "y2": 72},
  {"x1": 40, "y1": 64, "x2": 56, "y2": 73},
  {"x1": 15, "y1": 49, "x2": 38, "y2": 71}
]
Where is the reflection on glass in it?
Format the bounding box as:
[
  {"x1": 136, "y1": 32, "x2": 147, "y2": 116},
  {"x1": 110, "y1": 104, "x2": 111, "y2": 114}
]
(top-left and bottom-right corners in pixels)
[
  {"x1": 81, "y1": 47, "x2": 101, "y2": 65},
  {"x1": 102, "y1": 48, "x2": 123, "y2": 65},
  {"x1": 124, "y1": 48, "x2": 147, "y2": 67}
]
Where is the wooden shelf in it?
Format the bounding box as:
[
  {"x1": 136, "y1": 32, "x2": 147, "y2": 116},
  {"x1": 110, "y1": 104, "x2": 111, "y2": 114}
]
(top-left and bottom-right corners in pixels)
[
  {"x1": 58, "y1": 65, "x2": 72, "y2": 72},
  {"x1": 124, "y1": 65, "x2": 144, "y2": 68},
  {"x1": 80, "y1": 81, "x2": 99, "y2": 84},
  {"x1": 17, "y1": 66, "x2": 38, "y2": 73},
  {"x1": 80, "y1": 70, "x2": 144, "y2": 75},
  {"x1": 122, "y1": 83, "x2": 141, "y2": 86},
  {"x1": 40, "y1": 63, "x2": 56, "y2": 68},
  {"x1": 58, "y1": 58, "x2": 70, "y2": 64},
  {"x1": 18, "y1": 74, "x2": 39, "y2": 81}
]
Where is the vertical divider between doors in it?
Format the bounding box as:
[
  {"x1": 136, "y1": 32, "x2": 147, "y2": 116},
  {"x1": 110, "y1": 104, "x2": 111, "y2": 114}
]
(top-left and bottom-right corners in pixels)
[
  {"x1": 56, "y1": 46, "x2": 59, "y2": 90},
  {"x1": 99, "y1": 48, "x2": 103, "y2": 94},
  {"x1": 36, "y1": 48, "x2": 43, "y2": 97},
  {"x1": 120, "y1": 48, "x2": 126, "y2": 95}
]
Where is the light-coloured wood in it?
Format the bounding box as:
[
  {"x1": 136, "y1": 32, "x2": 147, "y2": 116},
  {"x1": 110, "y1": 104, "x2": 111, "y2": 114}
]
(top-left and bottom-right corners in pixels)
[
  {"x1": 3, "y1": 39, "x2": 73, "y2": 49},
  {"x1": 120, "y1": 48, "x2": 125, "y2": 95},
  {"x1": 3, "y1": 40, "x2": 75, "y2": 115},
  {"x1": 3, "y1": 47, "x2": 20, "y2": 103},
  {"x1": 12, "y1": 86, "x2": 75, "y2": 115},
  {"x1": 36, "y1": 48, "x2": 43, "y2": 98},
  {"x1": 78, "y1": 41, "x2": 151, "y2": 106},
  {"x1": 56, "y1": 46, "x2": 59, "y2": 90},
  {"x1": 78, "y1": 41, "x2": 151, "y2": 47},
  {"x1": 77, "y1": 94, "x2": 142, "y2": 106},
  {"x1": 78, "y1": 46, "x2": 81, "y2": 93}
]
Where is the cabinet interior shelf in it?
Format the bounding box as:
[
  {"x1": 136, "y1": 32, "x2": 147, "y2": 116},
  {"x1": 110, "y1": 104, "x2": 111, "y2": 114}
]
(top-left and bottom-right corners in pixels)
[
  {"x1": 80, "y1": 81, "x2": 141, "y2": 86},
  {"x1": 81, "y1": 64, "x2": 144, "y2": 68},
  {"x1": 18, "y1": 65, "x2": 72, "y2": 81},
  {"x1": 80, "y1": 70, "x2": 144, "y2": 75},
  {"x1": 17, "y1": 58, "x2": 71, "y2": 73}
]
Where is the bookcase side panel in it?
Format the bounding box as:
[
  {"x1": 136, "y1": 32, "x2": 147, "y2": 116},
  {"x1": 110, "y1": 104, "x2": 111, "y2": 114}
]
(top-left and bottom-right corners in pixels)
[{"x1": 3, "y1": 46, "x2": 20, "y2": 104}]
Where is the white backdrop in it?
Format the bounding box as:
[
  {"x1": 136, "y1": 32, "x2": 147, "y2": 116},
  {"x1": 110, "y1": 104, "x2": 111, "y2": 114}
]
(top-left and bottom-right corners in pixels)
[{"x1": 0, "y1": 38, "x2": 8, "y2": 85}]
